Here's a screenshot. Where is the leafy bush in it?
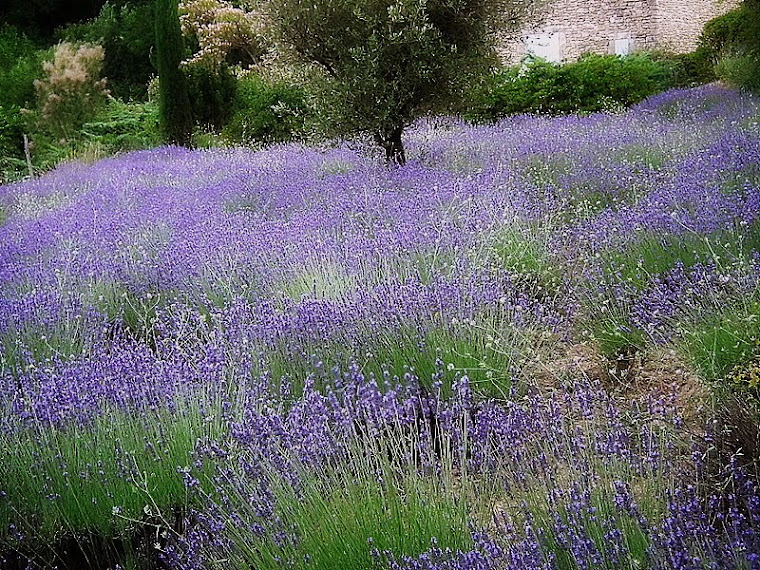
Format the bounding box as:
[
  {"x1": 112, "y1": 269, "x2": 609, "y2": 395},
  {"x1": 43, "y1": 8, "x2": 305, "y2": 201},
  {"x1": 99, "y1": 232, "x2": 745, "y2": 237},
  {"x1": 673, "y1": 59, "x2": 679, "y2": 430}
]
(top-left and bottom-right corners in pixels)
[
  {"x1": 716, "y1": 54, "x2": 760, "y2": 94},
  {"x1": 0, "y1": 29, "x2": 158, "y2": 183},
  {"x1": 2, "y1": 98, "x2": 160, "y2": 183},
  {"x1": 668, "y1": 49, "x2": 717, "y2": 86},
  {"x1": 0, "y1": 107, "x2": 31, "y2": 182},
  {"x1": 39, "y1": 99, "x2": 160, "y2": 167},
  {"x1": 699, "y1": 0, "x2": 760, "y2": 93},
  {"x1": 700, "y1": 3, "x2": 757, "y2": 55},
  {"x1": 0, "y1": 26, "x2": 46, "y2": 181},
  {"x1": 0, "y1": 0, "x2": 107, "y2": 43},
  {"x1": 79, "y1": 98, "x2": 160, "y2": 150},
  {"x1": 184, "y1": 64, "x2": 237, "y2": 131},
  {"x1": 468, "y1": 53, "x2": 680, "y2": 120},
  {"x1": 58, "y1": 2, "x2": 155, "y2": 100},
  {"x1": 0, "y1": 25, "x2": 44, "y2": 109},
  {"x1": 223, "y1": 75, "x2": 310, "y2": 145},
  {"x1": 731, "y1": 346, "x2": 760, "y2": 391}
]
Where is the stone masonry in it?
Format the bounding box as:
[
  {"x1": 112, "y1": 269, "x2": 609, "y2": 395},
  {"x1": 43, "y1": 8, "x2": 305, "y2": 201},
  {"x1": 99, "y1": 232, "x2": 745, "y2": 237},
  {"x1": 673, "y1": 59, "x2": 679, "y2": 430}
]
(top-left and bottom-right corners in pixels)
[{"x1": 498, "y1": 0, "x2": 738, "y2": 64}]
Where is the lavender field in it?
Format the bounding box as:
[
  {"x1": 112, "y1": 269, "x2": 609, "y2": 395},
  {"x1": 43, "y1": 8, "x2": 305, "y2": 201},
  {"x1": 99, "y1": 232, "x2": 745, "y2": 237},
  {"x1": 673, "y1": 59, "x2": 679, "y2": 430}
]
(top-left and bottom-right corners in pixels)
[{"x1": 1, "y1": 84, "x2": 760, "y2": 569}]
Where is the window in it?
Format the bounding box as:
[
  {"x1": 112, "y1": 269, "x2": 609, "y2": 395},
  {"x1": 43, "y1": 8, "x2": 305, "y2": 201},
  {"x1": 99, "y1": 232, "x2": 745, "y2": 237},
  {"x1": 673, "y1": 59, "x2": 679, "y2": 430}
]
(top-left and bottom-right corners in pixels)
[
  {"x1": 613, "y1": 37, "x2": 633, "y2": 56},
  {"x1": 525, "y1": 33, "x2": 563, "y2": 63}
]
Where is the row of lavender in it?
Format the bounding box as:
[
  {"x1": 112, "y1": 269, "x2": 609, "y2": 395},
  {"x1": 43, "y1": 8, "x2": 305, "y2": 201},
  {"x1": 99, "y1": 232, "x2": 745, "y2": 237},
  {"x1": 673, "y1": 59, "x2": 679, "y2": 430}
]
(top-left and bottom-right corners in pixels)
[{"x1": 0, "y1": 84, "x2": 759, "y2": 568}]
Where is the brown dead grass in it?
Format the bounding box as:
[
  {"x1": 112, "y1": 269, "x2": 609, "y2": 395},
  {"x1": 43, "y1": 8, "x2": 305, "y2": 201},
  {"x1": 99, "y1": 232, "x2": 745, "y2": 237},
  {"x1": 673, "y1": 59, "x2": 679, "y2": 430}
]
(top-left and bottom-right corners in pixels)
[{"x1": 528, "y1": 343, "x2": 712, "y2": 432}]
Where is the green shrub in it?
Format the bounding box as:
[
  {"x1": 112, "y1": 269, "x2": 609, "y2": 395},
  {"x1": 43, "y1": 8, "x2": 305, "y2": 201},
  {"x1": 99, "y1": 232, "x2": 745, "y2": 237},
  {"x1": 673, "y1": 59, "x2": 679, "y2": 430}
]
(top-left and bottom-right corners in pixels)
[
  {"x1": 4, "y1": 99, "x2": 160, "y2": 182},
  {"x1": 730, "y1": 347, "x2": 760, "y2": 391},
  {"x1": 0, "y1": 25, "x2": 45, "y2": 180},
  {"x1": 700, "y1": 4, "x2": 757, "y2": 55},
  {"x1": 668, "y1": 48, "x2": 717, "y2": 86},
  {"x1": 468, "y1": 53, "x2": 680, "y2": 121},
  {"x1": 699, "y1": 1, "x2": 760, "y2": 93},
  {"x1": 0, "y1": 405, "x2": 224, "y2": 567},
  {"x1": 80, "y1": 98, "x2": 160, "y2": 150},
  {"x1": 0, "y1": 106, "x2": 31, "y2": 182},
  {"x1": 223, "y1": 75, "x2": 310, "y2": 145},
  {"x1": 184, "y1": 65, "x2": 237, "y2": 131},
  {"x1": 58, "y1": 2, "x2": 155, "y2": 100},
  {"x1": 0, "y1": 25, "x2": 44, "y2": 108},
  {"x1": 716, "y1": 54, "x2": 760, "y2": 93}
]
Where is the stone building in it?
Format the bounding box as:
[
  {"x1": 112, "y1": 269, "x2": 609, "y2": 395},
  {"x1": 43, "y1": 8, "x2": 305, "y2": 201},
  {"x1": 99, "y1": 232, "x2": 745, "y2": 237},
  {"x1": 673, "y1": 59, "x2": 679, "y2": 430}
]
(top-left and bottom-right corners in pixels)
[{"x1": 498, "y1": 0, "x2": 738, "y2": 64}]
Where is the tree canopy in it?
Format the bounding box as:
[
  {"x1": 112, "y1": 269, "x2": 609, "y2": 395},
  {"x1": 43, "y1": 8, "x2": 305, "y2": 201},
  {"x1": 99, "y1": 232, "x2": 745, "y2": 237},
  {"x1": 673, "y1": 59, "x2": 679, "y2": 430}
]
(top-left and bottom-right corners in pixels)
[{"x1": 268, "y1": 0, "x2": 537, "y2": 164}]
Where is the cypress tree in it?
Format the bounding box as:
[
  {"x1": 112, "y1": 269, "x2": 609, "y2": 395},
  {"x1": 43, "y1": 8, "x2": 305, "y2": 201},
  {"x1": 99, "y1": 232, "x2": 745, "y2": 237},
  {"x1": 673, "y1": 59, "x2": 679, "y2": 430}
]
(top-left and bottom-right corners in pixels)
[{"x1": 154, "y1": 0, "x2": 193, "y2": 146}]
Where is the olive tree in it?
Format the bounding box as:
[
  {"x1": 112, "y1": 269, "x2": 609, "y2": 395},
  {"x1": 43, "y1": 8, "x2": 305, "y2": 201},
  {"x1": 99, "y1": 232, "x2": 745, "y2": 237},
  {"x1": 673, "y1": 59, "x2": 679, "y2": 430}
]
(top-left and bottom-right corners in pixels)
[{"x1": 268, "y1": 0, "x2": 536, "y2": 164}]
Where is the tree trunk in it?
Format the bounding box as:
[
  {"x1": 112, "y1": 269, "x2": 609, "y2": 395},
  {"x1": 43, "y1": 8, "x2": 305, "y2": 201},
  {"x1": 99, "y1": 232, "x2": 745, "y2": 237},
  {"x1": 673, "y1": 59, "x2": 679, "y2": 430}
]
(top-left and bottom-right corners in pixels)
[
  {"x1": 155, "y1": 0, "x2": 193, "y2": 147},
  {"x1": 23, "y1": 134, "x2": 34, "y2": 178},
  {"x1": 375, "y1": 126, "x2": 406, "y2": 166}
]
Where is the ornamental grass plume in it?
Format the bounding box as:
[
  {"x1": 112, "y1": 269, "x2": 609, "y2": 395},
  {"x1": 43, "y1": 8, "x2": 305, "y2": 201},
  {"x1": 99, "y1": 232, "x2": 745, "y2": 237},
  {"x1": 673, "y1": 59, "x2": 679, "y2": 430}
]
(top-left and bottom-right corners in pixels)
[{"x1": 32, "y1": 42, "x2": 109, "y2": 140}]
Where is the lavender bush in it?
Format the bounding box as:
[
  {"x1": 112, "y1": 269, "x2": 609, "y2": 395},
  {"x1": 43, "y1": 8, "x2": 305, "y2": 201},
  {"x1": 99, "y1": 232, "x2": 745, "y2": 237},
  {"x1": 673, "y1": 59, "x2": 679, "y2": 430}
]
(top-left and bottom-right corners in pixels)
[{"x1": 1, "y1": 84, "x2": 759, "y2": 568}]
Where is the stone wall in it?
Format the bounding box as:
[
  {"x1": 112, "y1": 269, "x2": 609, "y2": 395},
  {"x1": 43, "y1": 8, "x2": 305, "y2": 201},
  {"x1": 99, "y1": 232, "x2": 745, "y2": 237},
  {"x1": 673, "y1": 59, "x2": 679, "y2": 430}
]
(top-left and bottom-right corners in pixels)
[
  {"x1": 497, "y1": 0, "x2": 736, "y2": 64},
  {"x1": 654, "y1": 0, "x2": 737, "y2": 53}
]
